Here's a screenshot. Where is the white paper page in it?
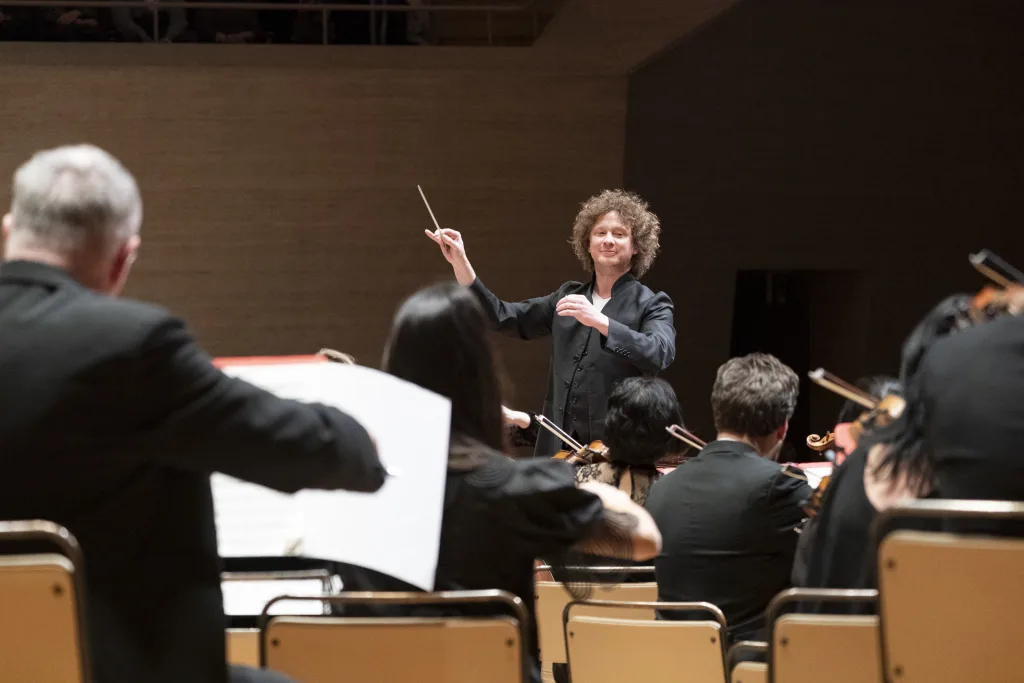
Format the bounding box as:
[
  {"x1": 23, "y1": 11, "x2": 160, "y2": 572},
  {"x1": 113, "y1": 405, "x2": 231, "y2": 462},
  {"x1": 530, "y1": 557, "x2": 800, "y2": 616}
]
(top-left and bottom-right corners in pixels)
[
  {"x1": 211, "y1": 474, "x2": 300, "y2": 557},
  {"x1": 222, "y1": 579, "x2": 330, "y2": 616},
  {"x1": 214, "y1": 362, "x2": 450, "y2": 591}
]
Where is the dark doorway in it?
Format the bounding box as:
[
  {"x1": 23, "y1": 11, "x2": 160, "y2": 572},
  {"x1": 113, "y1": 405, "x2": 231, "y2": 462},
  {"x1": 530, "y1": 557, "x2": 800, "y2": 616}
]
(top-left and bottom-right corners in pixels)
[{"x1": 730, "y1": 270, "x2": 870, "y2": 463}]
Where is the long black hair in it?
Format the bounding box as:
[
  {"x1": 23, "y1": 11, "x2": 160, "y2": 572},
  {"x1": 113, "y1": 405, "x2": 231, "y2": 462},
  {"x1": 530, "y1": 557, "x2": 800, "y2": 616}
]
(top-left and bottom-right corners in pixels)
[
  {"x1": 867, "y1": 294, "x2": 974, "y2": 493},
  {"x1": 382, "y1": 282, "x2": 506, "y2": 458}
]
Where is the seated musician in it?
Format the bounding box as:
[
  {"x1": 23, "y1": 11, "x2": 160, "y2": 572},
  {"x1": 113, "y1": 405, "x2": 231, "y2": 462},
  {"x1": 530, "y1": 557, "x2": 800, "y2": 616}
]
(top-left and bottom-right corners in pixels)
[
  {"x1": 791, "y1": 374, "x2": 899, "y2": 586},
  {"x1": 364, "y1": 281, "x2": 662, "y2": 683},
  {"x1": 797, "y1": 297, "x2": 969, "y2": 601},
  {"x1": 0, "y1": 145, "x2": 385, "y2": 683},
  {"x1": 645, "y1": 352, "x2": 811, "y2": 643},
  {"x1": 574, "y1": 376, "x2": 682, "y2": 506}
]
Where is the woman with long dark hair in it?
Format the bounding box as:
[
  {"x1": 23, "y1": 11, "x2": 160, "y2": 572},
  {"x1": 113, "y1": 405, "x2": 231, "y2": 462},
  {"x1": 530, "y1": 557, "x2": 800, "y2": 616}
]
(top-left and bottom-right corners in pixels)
[{"x1": 374, "y1": 282, "x2": 662, "y2": 681}]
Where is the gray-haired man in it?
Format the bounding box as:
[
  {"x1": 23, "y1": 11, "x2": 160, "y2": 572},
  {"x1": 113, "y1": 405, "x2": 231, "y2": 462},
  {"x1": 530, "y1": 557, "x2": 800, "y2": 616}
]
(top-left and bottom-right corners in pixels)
[{"x1": 0, "y1": 144, "x2": 385, "y2": 683}]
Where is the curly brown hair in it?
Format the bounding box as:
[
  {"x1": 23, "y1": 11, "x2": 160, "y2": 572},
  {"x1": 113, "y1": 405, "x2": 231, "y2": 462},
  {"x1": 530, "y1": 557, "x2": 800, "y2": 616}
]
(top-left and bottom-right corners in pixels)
[{"x1": 569, "y1": 189, "x2": 662, "y2": 278}]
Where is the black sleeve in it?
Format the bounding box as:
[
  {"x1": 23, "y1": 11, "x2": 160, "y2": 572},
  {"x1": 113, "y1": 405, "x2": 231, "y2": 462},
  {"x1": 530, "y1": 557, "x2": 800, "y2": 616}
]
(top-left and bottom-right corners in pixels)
[
  {"x1": 767, "y1": 469, "x2": 814, "y2": 534},
  {"x1": 468, "y1": 278, "x2": 560, "y2": 340},
  {"x1": 601, "y1": 291, "x2": 676, "y2": 373},
  {"x1": 132, "y1": 317, "x2": 387, "y2": 494},
  {"x1": 489, "y1": 458, "x2": 605, "y2": 559}
]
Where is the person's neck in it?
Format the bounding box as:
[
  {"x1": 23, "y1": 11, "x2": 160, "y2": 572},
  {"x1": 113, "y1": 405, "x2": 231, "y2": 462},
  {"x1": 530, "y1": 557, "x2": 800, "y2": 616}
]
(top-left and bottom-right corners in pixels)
[
  {"x1": 594, "y1": 264, "x2": 630, "y2": 299},
  {"x1": 716, "y1": 431, "x2": 776, "y2": 458},
  {"x1": 5, "y1": 245, "x2": 105, "y2": 292}
]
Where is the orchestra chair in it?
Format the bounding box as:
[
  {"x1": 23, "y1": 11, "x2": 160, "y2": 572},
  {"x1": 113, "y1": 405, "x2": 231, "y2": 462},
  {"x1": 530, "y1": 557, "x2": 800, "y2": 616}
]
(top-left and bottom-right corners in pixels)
[
  {"x1": 0, "y1": 520, "x2": 91, "y2": 683},
  {"x1": 728, "y1": 641, "x2": 767, "y2": 683},
  {"x1": 534, "y1": 565, "x2": 656, "y2": 683},
  {"x1": 875, "y1": 499, "x2": 1024, "y2": 683},
  {"x1": 563, "y1": 599, "x2": 727, "y2": 683},
  {"x1": 259, "y1": 590, "x2": 526, "y2": 683},
  {"x1": 222, "y1": 568, "x2": 336, "y2": 668},
  {"x1": 765, "y1": 588, "x2": 879, "y2": 683}
]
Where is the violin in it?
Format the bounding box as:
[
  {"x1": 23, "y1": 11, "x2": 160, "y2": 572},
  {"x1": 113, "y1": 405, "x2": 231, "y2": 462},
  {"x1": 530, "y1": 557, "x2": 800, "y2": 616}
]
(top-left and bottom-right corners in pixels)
[
  {"x1": 806, "y1": 431, "x2": 835, "y2": 452},
  {"x1": 804, "y1": 368, "x2": 909, "y2": 517},
  {"x1": 534, "y1": 414, "x2": 609, "y2": 465},
  {"x1": 964, "y1": 250, "x2": 1024, "y2": 322}
]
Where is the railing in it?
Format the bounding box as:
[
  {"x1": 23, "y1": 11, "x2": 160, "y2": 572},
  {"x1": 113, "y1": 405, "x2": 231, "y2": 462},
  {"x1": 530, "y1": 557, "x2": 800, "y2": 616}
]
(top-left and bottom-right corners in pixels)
[{"x1": 0, "y1": 0, "x2": 540, "y2": 46}]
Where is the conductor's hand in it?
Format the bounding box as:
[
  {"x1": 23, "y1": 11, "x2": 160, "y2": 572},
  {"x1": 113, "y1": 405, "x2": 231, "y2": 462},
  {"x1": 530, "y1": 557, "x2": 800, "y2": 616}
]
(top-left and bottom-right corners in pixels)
[
  {"x1": 425, "y1": 228, "x2": 476, "y2": 286},
  {"x1": 556, "y1": 295, "x2": 609, "y2": 333},
  {"x1": 425, "y1": 228, "x2": 466, "y2": 265}
]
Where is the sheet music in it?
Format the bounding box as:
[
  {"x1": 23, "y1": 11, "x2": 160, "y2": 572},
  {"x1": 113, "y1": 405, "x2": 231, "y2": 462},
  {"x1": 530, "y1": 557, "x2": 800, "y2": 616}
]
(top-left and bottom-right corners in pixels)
[{"x1": 212, "y1": 361, "x2": 451, "y2": 591}]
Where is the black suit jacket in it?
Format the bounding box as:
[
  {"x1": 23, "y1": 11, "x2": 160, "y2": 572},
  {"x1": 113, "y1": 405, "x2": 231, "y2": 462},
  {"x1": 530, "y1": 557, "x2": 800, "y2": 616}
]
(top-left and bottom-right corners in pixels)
[
  {"x1": 469, "y1": 273, "x2": 675, "y2": 457},
  {"x1": 0, "y1": 260, "x2": 386, "y2": 683},
  {"x1": 644, "y1": 440, "x2": 811, "y2": 642}
]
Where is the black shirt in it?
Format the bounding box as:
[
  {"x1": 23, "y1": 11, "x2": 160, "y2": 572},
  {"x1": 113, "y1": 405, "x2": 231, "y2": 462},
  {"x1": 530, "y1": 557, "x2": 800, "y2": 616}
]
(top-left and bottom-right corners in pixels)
[
  {"x1": 469, "y1": 274, "x2": 675, "y2": 457},
  {"x1": 795, "y1": 447, "x2": 879, "y2": 611},
  {"x1": 920, "y1": 315, "x2": 1024, "y2": 501},
  {"x1": 0, "y1": 261, "x2": 385, "y2": 683},
  {"x1": 644, "y1": 439, "x2": 811, "y2": 641}
]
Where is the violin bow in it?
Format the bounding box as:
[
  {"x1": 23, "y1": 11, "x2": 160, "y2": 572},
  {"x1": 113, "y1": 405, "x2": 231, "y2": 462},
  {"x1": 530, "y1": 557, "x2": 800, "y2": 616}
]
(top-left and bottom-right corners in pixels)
[
  {"x1": 969, "y1": 249, "x2": 1024, "y2": 287},
  {"x1": 665, "y1": 424, "x2": 705, "y2": 451},
  {"x1": 808, "y1": 368, "x2": 877, "y2": 409},
  {"x1": 534, "y1": 415, "x2": 585, "y2": 452}
]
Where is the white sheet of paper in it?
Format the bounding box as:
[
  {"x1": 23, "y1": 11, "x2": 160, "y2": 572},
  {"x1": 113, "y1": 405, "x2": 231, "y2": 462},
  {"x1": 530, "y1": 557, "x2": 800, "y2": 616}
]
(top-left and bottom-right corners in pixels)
[
  {"x1": 212, "y1": 361, "x2": 451, "y2": 591},
  {"x1": 222, "y1": 579, "x2": 331, "y2": 616}
]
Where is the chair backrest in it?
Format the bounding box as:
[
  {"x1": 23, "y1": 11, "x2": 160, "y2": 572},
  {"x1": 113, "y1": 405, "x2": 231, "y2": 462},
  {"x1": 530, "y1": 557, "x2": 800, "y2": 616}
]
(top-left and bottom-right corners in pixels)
[
  {"x1": 564, "y1": 600, "x2": 727, "y2": 683},
  {"x1": 535, "y1": 578, "x2": 657, "y2": 666},
  {"x1": 226, "y1": 628, "x2": 260, "y2": 667},
  {"x1": 765, "y1": 588, "x2": 879, "y2": 683},
  {"x1": 728, "y1": 641, "x2": 767, "y2": 683},
  {"x1": 876, "y1": 500, "x2": 1024, "y2": 683},
  {"x1": 266, "y1": 616, "x2": 521, "y2": 683},
  {"x1": 0, "y1": 521, "x2": 90, "y2": 683},
  {"x1": 259, "y1": 590, "x2": 526, "y2": 683}
]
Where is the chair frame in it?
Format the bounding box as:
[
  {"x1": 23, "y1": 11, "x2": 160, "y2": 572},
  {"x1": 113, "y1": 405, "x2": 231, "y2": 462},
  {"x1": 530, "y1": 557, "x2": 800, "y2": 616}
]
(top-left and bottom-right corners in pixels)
[
  {"x1": 258, "y1": 589, "x2": 530, "y2": 675},
  {"x1": 872, "y1": 499, "x2": 1024, "y2": 683},
  {"x1": 0, "y1": 519, "x2": 92, "y2": 683},
  {"x1": 534, "y1": 565, "x2": 655, "y2": 576},
  {"x1": 561, "y1": 599, "x2": 728, "y2": 680},
  {"x1": 727, "y1": 639, "x2": 767, "y2": 673},
  {"x1": 764, "y1": 588, "x2": 878, "y2": 683}
]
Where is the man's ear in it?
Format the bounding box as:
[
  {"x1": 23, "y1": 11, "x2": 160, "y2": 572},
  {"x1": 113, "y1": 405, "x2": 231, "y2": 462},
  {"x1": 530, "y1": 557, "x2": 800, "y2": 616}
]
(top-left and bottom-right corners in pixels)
[
  {"x1": 2, "y1": 214, "x2": 13, "y2": 258},
  {"x1": 107, "y1": 235, "x2": 141, "y2": 296},
  {"x1": 776, "y1": 421, "x2": 789, "y2": 442}
]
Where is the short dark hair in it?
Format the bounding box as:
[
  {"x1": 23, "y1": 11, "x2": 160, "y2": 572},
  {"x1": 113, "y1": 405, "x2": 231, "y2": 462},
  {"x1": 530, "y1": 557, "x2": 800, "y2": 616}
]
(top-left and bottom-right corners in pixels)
[
  {"x1": 836, "y1": 375, "x2": 901, "y2": 424},
  {"x1": 603, "y1": 377, "x2": 682, "y2": 465},
  {"x1": 711, "y1": 353, "x2": 799, "y2": 437},
  {"x1": 382, "y1": 282, "x2": 505, "y2": 455}
]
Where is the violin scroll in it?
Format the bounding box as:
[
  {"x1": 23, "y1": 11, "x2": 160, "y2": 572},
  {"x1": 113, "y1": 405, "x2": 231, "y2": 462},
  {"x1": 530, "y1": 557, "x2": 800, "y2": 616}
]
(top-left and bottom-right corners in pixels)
[{"x1": 806, "y1": 431, "x2": 835, "y2": 452}]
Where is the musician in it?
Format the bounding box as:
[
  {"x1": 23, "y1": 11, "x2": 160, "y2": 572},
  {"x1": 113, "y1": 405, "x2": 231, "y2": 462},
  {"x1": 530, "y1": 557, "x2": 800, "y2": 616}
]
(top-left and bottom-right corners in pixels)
[
  {"x1": 645, "y1": 353, "x2": 811, "y2": 643},
  {"x1": 796, "y1": 297, "x2": 967, "y2": 602},
  {"x1": 426, "y1": 189, "x2": 676, "y2": 457},
  {"x1": 365, "y1": 281, "x2": 662, "y2": 682},
  {"x1": 574, "y1": 376, "x2": 683, "y2": 506},
  {"x1": 0, "y1": 145, "x2": 385, "y2": 683}
]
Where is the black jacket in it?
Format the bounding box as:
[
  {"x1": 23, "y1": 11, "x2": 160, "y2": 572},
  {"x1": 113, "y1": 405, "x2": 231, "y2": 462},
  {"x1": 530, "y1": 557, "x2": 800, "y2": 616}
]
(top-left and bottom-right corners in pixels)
[
  {"x1": 470, "y1": 273, "x2": 675, "y2": 457},
  {"x1": 0, "y1": 260, "x2": 386, "y2": 683},
  {"x1": 644, "y1": 439, "x2": 811, "y2": 642}
]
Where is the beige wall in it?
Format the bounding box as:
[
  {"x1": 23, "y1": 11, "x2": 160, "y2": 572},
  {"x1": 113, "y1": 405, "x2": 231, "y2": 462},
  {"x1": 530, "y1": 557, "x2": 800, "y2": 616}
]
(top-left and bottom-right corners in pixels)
[{"x1": 0, "y1": 44, "x2": 627, "y2": 411}]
